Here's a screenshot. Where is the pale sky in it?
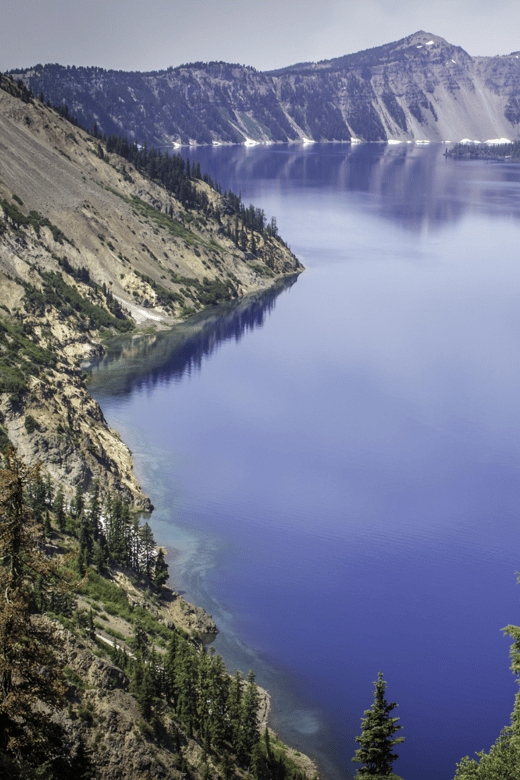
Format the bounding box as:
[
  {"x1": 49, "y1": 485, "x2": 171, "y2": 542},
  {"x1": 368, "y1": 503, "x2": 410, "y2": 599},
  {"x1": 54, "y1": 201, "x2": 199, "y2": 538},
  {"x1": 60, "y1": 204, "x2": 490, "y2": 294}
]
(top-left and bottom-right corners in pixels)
[{"x1": 1, "y1": 0, "x2": 518, "y2": 74}]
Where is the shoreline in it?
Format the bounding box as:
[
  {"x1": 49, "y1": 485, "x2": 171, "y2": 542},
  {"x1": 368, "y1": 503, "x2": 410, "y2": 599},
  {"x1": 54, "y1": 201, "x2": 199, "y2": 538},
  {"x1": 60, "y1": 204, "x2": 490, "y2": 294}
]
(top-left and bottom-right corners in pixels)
[{"x1": 91, "y1": 368, "x2": 323, "y2": 778}]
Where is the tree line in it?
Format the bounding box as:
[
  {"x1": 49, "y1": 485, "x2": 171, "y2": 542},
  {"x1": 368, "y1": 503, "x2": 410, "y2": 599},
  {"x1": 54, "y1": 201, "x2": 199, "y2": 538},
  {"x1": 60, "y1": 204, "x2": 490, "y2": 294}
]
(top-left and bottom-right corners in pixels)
[{"x1": 24, "y1": 465, "x2": 168, "y2": 587}]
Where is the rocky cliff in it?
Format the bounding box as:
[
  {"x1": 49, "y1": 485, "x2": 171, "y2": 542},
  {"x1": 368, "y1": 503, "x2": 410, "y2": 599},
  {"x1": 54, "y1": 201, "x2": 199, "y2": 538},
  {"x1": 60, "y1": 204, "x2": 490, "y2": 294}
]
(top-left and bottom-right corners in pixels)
[
  {"x1": 10, "y1": 31, "x2": 520, "y2": 144},
  {"x1": 0, "y1": 75, "x2": 302, "y2": 507}
]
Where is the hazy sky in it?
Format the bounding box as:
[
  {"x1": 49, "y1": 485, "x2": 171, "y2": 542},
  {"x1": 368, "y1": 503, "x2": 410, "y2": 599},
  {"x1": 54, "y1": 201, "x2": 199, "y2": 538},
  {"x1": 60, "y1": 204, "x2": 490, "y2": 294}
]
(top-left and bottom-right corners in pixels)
[{"x1": 2, "y1": 0, "x2": 518, "y2": 73}]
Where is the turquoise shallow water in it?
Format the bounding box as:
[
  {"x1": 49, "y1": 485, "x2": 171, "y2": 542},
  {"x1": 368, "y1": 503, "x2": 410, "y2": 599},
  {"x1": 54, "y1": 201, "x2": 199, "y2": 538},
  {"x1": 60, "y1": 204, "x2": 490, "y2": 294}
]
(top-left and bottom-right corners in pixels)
[{"x1": 89, "y1": 144, "x2": 520, "y2": 780}]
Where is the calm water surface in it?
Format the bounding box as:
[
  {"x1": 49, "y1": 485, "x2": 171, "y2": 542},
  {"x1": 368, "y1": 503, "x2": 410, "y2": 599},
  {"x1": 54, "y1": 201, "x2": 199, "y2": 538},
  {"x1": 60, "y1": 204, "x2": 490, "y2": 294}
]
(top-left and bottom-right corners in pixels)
[{"x1": 89, "y1": 144, "x2": 520, "y2": 780}]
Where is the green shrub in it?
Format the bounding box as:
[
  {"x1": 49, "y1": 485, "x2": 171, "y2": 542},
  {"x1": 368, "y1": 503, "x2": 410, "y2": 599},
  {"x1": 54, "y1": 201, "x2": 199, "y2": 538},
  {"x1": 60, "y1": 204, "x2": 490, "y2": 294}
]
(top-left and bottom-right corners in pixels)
[
  {"x1": 24, "y1": 414, "x2": 38, "y2": 434},
  {"x1": 63, "y1": 665, "x2": 87, "y2": 691}
]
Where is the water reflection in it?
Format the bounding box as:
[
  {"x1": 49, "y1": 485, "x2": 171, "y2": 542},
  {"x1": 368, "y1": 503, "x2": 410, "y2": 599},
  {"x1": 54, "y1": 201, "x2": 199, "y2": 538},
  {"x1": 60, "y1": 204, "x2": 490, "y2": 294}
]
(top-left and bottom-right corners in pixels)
[
  {"x1": 90, "y1": 144, "x2": 520, "y2": 780},
  {"x1": 87, "y1": 275, "x2": 299, "y2": 399},
  {"x1": 184, "y1": 142, "x2": 520, "y2": 235}
]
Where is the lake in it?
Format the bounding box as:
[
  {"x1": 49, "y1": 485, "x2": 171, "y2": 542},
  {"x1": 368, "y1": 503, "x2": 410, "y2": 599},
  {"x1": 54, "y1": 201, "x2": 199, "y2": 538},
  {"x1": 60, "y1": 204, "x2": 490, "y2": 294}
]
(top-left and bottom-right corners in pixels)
[{"x1": 88, "y1": 142, "x2": 520, "y2": 780}]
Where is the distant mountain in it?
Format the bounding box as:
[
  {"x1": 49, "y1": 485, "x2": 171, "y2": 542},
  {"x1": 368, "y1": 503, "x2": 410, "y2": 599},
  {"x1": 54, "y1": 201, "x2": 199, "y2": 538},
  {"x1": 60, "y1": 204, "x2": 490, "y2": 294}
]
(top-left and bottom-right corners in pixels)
[{"x1": 9, "y1": 31, "x2": 520, "y2": 145}]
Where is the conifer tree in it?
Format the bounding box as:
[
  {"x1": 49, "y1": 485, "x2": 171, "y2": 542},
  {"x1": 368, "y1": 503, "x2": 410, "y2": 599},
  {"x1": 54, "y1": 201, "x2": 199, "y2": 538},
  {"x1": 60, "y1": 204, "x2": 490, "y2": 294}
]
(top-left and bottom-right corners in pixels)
[
  {"x1": 72, "y1": 482, "x2": 84, "y2": 520},
  {"x1": 0, "y1": 450, "x2": 74, "y2": 770},
  {"x1": 228, "y1": 669, "x2": 243, "y2": 748},
  {"x1": 154, "y1": 547, "x2": 169, "y2": 588},
  {"x1": 352, "y1": 671, "x2": 404, "y2": 777},
  {"x1": 237, "y1": 669, "x2": 260, "y2": 766},
  {"x1": 52, "y1": 486, "x2": 66, "y2": 532},
  {"x1": 453, "y1": 613, "x2": 520, "y2": 778},
  {"x1": 139, "y1": 521, "x2": 156, "y2": 578}
]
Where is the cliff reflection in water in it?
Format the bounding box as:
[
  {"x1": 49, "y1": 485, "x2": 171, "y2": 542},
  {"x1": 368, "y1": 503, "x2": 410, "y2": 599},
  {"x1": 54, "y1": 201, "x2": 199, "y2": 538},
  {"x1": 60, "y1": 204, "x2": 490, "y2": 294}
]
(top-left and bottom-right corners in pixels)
[
  {"x1": 186, "y1": 142, "x2": 520, "y2": 237},
  {"x1": 87, "y1": 275, "x2": 298, "y2": 400}
]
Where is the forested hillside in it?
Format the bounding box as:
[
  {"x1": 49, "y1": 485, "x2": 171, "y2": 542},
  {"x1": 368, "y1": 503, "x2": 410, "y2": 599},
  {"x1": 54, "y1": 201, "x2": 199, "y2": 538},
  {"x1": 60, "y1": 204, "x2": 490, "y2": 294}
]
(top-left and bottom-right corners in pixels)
[{"x1": 0, "y1": 450, "x2": 315, "y2": 779}]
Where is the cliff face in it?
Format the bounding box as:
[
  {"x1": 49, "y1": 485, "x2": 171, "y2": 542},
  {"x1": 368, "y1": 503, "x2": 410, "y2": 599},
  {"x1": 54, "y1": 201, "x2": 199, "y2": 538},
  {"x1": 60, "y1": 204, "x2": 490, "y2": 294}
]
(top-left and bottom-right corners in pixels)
[
  {"x1": 0, "y1": 76, "x2": 302, "y2": 506},
  {"x1": 11, "y1": 31, "x2": 520, "y2": 144}
]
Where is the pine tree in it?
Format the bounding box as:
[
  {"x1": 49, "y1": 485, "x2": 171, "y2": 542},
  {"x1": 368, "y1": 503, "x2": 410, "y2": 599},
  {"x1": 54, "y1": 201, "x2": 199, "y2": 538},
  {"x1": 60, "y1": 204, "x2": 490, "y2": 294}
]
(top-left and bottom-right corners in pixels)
[
  {"x1": 453, "y1": 615, "x2": 520, "y2": 778},
  {"x1": 237, "y1": 669, "x2": 260, "y2": 767},
  {"x1": 72, "y1": 482, "x2": 84, "y2": 520},
  {"x1": 352, "y1": 671, "x2": 404, "y2": 777},
  {"x1": 139, "y1": 521, "x2": 156, "y2": 578},
  {"x1": 228, "y1": 669, "x2": 243, "y2": 749},
  {"x1": 52, "y1": 487, "x2": 66, "y2": 532},
  {"x1": 0, "y1": 450, "x2": 74, "y2": 770},
  {"x1": 154, "y1": 547, "x2": 169, "y2": 588}
]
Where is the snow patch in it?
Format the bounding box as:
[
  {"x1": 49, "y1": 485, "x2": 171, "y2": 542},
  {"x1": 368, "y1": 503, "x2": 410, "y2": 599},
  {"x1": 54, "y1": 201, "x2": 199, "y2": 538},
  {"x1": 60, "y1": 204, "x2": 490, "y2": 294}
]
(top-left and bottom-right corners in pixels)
[
  {"x1": 426, "y1": 40, "x2": 434, "y2": 45},
  {"x1": 485, "y1": 137, "x2": 512, "y2": 144}
]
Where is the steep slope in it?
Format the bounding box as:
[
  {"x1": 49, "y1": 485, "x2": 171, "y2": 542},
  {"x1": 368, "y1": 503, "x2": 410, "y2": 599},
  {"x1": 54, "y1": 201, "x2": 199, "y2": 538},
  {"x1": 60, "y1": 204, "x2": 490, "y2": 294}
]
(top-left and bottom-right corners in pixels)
[
  {"x1": 10, "y1": 31, "x2": 520, "y2": 144},
  {"x1": 0, "y1": 75, "x2": 302, "y2": 506},
  {"x1": 0, "y1": 453, "x2": 317, "y2": 780}
]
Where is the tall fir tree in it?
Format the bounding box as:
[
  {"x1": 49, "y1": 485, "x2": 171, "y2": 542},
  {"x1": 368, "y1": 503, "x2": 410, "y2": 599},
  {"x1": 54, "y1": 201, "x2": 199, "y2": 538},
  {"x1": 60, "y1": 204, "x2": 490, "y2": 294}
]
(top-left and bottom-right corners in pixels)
[
  {"x1": 237, "y1": 669, "x2": 260, "y2": 767},
  {"x1": 352, "y1": 671, "x2": 404, "y2": 778},
  {"x1": 0, "y1": 450, "x2": 74, "y2": 772}
]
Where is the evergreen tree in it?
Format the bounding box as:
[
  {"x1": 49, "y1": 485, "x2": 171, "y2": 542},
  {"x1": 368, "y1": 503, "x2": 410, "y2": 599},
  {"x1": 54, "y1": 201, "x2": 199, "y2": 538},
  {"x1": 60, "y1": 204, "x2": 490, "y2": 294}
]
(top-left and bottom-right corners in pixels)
[
  {"x1": 132, "y1": 617, "x2": 149, "y2": 659},
  {"x1": 164, "y1": 633, "x2": 179, "y2": 706},
  {"x1": 178, "y1": 649, "x2": 198, "y2": 737},
  {"x1": 352, "y1": 671, "x2": 404, "y2": 777},
  {"x1": 237, "y1": 669, "x2": 260, "y2": 766},
  {"x1": 219, "y1": 752, "x2": 233, "y2": 780},
  {"x1": 228, "y1": 669, "x2": 243, "y2": 749},
  {"x1": 251, "y1": 740, "x2": 270, "y2": 780},
  {"x1": 85, "y1": 480, "x2": 100, "y2": 543},
  {"x1": 0, "y1": 450, "x2": 73, "y2": 771},
  {"x1": 154, "y1": 547, "x2": 169, "y2": 588},
  {"x1": 139, "y1": 521, "x2": 156, "y2": 578},
  {"x1": 52, "y1": 486, "x2": 66, "y2": 532},
  {"x1": 453, "y1": 616, "x2": 520, "y2": 778},
  {"x1": 72, "y1": 482, "x2": 84, "y2": 520},
  {"x1": 208, "y1": 654, "x2": 229, "y2": 751},
  {"x1": 138, "y1": 658, "x2": 157, "y2": 721}
]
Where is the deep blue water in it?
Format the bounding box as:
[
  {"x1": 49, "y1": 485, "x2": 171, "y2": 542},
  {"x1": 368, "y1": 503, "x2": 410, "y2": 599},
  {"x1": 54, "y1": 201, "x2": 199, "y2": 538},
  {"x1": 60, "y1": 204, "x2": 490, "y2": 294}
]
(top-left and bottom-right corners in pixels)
[{"x1": 89, "y1": 143, "x2": 520, "y2": 780}]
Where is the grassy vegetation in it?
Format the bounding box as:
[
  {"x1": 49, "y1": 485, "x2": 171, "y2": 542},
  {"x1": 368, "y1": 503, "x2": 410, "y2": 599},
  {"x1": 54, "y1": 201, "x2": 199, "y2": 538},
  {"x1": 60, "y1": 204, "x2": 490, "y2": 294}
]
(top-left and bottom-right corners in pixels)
[
  {"x1": 98, "y1": 183, "x2": 208, "y2": 247},
  {"x1": 78, "y1": 569, "x2": 186, "y2": 646},
  {"x1": 0, "y1": 197, "x2": 73, "y2": 244},
  {"x1": 137, "y1": 269, "x2": 237, "y2": 310},
  {"x1": 22, "y1": 271, "x2": 133, "y2": 333},
  {"x1": 248, "y1": 261, "x2": 276, "y2": 278}
]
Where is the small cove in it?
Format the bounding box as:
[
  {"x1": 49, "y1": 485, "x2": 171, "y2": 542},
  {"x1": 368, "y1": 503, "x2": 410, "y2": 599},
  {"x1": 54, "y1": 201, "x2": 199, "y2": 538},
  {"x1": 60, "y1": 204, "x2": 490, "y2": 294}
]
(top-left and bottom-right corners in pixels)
[{"x1": 89, "y1": 143, "x2": 520, "y2": 780}]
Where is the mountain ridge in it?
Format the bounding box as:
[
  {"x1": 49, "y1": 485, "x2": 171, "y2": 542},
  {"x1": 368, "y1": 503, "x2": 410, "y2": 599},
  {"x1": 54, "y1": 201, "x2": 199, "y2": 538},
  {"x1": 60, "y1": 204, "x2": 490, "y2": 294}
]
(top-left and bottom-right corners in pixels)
[{"x1": 9, "y1": 31, "x2": 520, "y2": 145}]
